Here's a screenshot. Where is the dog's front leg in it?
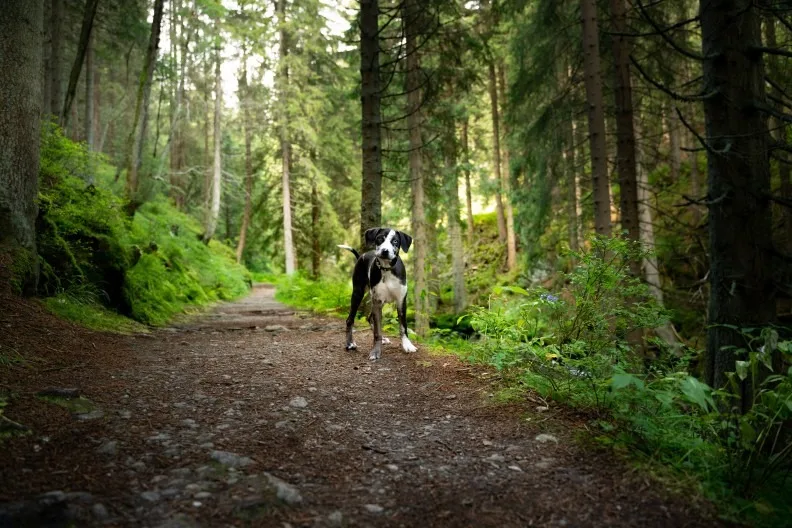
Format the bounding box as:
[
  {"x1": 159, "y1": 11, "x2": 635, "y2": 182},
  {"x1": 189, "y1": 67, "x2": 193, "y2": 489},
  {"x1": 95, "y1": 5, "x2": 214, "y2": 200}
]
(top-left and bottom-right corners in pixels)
[
  {"x1": 398, "y1": 295, "x2": 417, "y2": 353},
  {"x1": 369, "y1": 299, "x2": 384, "y2": 360},
  {"x1": 345, "y1": 286, "x2": 365, "y2": 350}
]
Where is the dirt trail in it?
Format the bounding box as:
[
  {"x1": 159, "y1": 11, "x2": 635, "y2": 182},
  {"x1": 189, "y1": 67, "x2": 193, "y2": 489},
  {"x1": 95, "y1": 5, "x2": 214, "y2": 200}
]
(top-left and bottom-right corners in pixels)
[{"x1": 0, "y1": 284, "x2": 726, "y2": 527}]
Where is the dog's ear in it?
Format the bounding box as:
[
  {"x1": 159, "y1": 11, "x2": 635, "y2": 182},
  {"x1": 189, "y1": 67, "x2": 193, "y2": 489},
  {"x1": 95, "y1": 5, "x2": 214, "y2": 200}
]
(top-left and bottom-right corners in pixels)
[
  {"x1": 364, "y1": 227, "x2": 383, "y2": 249},
  {"x1": 398, "y1": 231, "x2": 413, "y2": 253}
]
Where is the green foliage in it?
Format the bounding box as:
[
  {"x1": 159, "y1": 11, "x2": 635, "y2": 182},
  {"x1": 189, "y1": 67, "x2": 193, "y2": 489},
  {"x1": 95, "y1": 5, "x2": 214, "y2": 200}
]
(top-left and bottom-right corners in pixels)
[
  {"x1": 271, "y1": 273, "x2": 351, "y2": 315},
  {"x1": 36, "y1": 124, "x2": 251, "y2": 328}
]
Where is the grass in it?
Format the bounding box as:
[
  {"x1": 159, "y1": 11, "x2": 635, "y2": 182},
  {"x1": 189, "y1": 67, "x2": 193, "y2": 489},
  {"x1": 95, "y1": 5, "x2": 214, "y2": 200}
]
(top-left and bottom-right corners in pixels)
[{"x1": 43, "y1": 294, "x2": 146, "y2": 334}]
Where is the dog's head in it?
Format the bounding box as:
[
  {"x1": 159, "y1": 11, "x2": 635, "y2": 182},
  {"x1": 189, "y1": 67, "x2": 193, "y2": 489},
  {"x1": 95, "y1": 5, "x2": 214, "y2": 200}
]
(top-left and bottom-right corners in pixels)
[{"x1": 364, "y1": 227, "x2": 412, "y2": 261}]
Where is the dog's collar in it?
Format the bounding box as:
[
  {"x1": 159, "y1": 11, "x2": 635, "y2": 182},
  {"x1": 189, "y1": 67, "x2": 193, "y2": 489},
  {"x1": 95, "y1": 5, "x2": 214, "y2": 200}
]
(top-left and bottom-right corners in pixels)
[{"x1": 375, "y1": 257, "x2": 396, "y2": 272}]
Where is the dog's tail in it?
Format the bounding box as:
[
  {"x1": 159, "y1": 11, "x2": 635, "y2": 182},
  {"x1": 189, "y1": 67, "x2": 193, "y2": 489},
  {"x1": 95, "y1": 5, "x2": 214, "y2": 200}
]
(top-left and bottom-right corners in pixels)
[{"x1": 337, "y1": 244, "x2": 360, "y2": 260}]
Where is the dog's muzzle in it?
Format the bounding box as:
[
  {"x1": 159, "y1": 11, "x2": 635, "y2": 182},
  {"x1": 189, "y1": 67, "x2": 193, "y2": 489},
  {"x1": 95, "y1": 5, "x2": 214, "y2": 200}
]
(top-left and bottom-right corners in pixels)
[{"x1": 376, "y1": 257, "x2": 396, "y2": 271}]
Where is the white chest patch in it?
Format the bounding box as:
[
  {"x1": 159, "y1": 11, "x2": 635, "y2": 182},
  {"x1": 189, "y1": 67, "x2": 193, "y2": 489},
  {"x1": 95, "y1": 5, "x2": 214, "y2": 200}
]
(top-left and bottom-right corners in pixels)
[{"x1": 372, "y1": 272, "x2": 406, "y2": 304}]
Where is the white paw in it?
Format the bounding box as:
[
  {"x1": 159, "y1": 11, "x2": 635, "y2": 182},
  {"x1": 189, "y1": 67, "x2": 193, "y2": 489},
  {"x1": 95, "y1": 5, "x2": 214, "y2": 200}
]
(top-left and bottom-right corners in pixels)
[
  {"x1": 369, "y1": 351, "x2": 381, "y2": 361},
  {"x1": 346, "y1": 342, "x2": 358, "y2": 350},
  {"x1": 401, "y1": 336, "x2": 417, "y2": 353},
  {"x1": 381, "y1": 337, "x2": 391, "y2": 345}
]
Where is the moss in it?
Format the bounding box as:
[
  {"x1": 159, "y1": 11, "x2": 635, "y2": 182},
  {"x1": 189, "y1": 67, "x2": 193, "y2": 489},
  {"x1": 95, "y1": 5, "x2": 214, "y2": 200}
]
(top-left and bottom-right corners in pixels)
[{"x1": 5, "y1": 245, "x2": 38, "y2": 296}]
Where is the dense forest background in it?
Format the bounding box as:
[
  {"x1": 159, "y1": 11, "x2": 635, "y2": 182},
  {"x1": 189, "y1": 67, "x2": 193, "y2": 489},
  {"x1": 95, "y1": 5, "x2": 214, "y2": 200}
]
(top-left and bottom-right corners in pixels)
[{"x1": 2, "y1": 0, "x2": 792, "y2": 524}]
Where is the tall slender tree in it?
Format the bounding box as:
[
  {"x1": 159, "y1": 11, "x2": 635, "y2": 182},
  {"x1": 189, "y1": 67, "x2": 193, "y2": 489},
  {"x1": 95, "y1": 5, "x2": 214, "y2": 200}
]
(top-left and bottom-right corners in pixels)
[
  {"x1": 203, "y1": 34, "x2": 222, "y2": 243},
  {"x1": 359, "y1": 0, "x2": 382, "y2": 246},
  {"x1": 580, "y1": 0, "x2": 611, "y2": 235},
  {"x1": 61, "y1": 0, "x2": 100, "y2": 129},
  {"x1": 235, "y1": 41, "x2": 253, "y2": 263},
  {"x1": 278, "y1": 0, "x2": 296, "y2": 274},
  {"x1": 497, "y1": 63, "x2": 517, "y2": 271},
  {"x1": 48, "y1": 0, "x2": 63, "y2": 119}
]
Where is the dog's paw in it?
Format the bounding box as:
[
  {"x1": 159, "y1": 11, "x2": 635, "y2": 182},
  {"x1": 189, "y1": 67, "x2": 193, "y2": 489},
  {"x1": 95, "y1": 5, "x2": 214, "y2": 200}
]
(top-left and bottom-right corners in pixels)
[
  {"x1": 381, "y1": 337, "x2": 391, "y2": 345},
  {"x1": 369, "y1": 348, "x2": 381, "y2": 361},
  {"x1": 346, "y1": 342, "x2": 358, "y2": 350},
  {"x1": 401, "y1": 336, "x2": 417, "y2": 353}
]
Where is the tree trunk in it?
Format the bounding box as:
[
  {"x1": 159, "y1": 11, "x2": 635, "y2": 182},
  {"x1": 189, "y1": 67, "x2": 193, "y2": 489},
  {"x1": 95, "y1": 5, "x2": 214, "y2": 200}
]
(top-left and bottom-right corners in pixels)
[
  {"x1": 359, "y1": 0, "x2": 382, "y2": 246},
  {"x1": 609, "y1": 0, "x2": 640, "y2": 279},
  {"x1": 84, "y1": 31, "x2": 95, "y2": 150},
  {"x1": 763, "y1": 15, "x2": 792, "y2": 254},
  {"x1": 487, "y1": 61, "x2": 508, "y2": 244},
  {"x1": 235, "y1": 47, "x2": 253, "y2": 264},
  {"x1": 125, "y1": 0, "x2": 165, "y2": 204},
  {"x1": 311, "y1": 176, "x2": 320, "y2": 279},
  {"x1": 497, "y1": 63, "x2": 517, "y2": 271},
  {"x1": 665, "y1": 103, "x2": 682, "y2": 182},
  {"x1": 445, "y1": 125, "x2": 467, "y2": 314},
  {"x1": 405, "y1": 0, "x2": 429, "y2": 337},
  {"x1": 564, "y1": 115, "x2": 580, "y2": 253},
  {"x1": 203, "y1": 40, "x2": 222, "y2": 243},
  {"x1": 169, "y1": 0, "x2": 183, "y2": 208},
  {"x1": 580, "y1": 0, "x2": 612, "y2": 236},
  {"x1": 689, "y1": 127, "x2": 702, "y2": 226},
  {"x1": 61, "y1": 0, "x2": 99, "y2": 129},
  {"x1": 700, "y1": 0, "x2": 775, "y2": 394},
  {"x1": 0, "y1": 0, "x2": 43, "y2": 293},
  {"x1": 48, "y1": 0, "x2": 63, "y2": 119},
  {"x1": 461, "y1": 118, "x2": 474, "y2": 247},
  {"x1": 278, "y1": 0, "x2": 296, "y2": 274}
]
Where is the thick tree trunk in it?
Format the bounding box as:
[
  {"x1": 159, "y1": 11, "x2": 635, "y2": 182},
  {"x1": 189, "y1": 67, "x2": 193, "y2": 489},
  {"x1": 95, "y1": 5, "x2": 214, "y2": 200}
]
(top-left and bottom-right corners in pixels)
[
  {"x1": 445, "y1": 125, "x2": 467, "y2": 314},
  {"x1": 235, "y1": 49, "x2": 253, "y2": 264},
  {"x1": 48, "y1": 0, "x2": 63, "y2": 119},
  {"x1": 0, "y1": 0, "x2": 43, "y2": 292},
  {"x1": 405, "y1": 0, "x2": 429, "y2": 337},
  {"x1": 487, "y1": 61, "x2": 508, "y2": 244},
  {"x1": 61, "y1": 0, "x2": 99, "y2": 129},
  {"x1": 764, "y1": 16, "x2": 792, "y2": 254},
  {"x1": 125, "y1": 0, "x2": 165, "y2": 204},
  {"x1": 359, "y1": 0, "x2": 382, "y2": 246},
  {"x1": 461, "y1": 118, "x2": 475, "y2": 247},
  {"x1": 203, "y1": 42, "x2": 222, "y2": 243},
  {"x1": 497, "y1": 63, "x2": 517, "y2": 270},
  {"x1": 278, "y1": 0, "x2": 296, "y2": 274},
  {"x1": 580, "y1": 0, "x2": 612, "y2": 236},
  {"x1": 609, "y1": 0, "x2": 640, "y2": 283},
  {"x1": 700, "y1": 0, "x2": 775, "y2": 394}
]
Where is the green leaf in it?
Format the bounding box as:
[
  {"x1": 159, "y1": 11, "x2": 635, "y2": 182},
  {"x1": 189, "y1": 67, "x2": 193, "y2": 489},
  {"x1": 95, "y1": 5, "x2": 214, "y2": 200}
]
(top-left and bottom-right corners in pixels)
[
  {"x1": 680, "y1": 376, "x2": 714, "y2": 412},
  {"x1": 611, "y1": 373, "x2": 643, "y2": 391},
  {"x1": 740, "y1": 420, "x2": 756, "y2": 445},
  {"x1": 736, "y1": 360, "x2": 750, "y2": 381},
  {"x1": 500, "y1": 285, "x2": 530, "y2": 296}
]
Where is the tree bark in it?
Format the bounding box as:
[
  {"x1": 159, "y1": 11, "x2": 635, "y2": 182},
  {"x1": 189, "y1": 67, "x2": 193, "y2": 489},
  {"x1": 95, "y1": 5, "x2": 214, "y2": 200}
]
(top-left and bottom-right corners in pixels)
[
  {"x1": 700, "y1": 0, "x2": 775, "y2": 394},
  {"x1": 445, "y1": 124, "x2": 467, "y2": 314},
  {"x1": 278, "y1": 0, "x2": 296, "y2": 274},
  {"x1": 61, "y1": 0, "x2": 99, "y2": 129},
  {"x1": 203, "y1": 39, "x2": 222, "y2": 243},
  {"x1": 125, "y1": 0, "x2": 165, "y2": 204},
  {"x1": 48, "y1": 0, "x2": 63, "y2": 119},
  {"x1": 497, "y1": 63, "x2": 517, "y2": 271},
  {"x1": 405, "y1": 0, "x2": 429, "y2": 336},
  {"x1": 580, "y1": 0, "x2": 612, "y2": 236},
  {"x1": 487, "y1": 61, "x2": 508, "y2": 244},
  {"x1": 461, "y1": 118, "x2": 474, "y2": 247},
  {"x1": 311, "y1": 176, "x2": 320, "y2": 279},
  {"x1": 359, "y1": 0, "x2": 382, "y2": 247},
  {"x1": 84, "y1": 31, "x2": 95, "y2": 149},
  {"x1": 609, "y1": 0, "x2": 640, "y2": 280},
  {"x1": 665, "y1": 104, "x2": 682, "y2": 182},
  {"x1": 235, "y1": 46, "x2": 253, "y2": 264},
  {"x1": 564, "y1": 115, "x2": 580, "y2": 253},
  {"x1": 169, "y1": 0, "x2": 185, "y2": 208},
  {"x1": 0, "y1": 0, "x2": 43, "y2": 292}
]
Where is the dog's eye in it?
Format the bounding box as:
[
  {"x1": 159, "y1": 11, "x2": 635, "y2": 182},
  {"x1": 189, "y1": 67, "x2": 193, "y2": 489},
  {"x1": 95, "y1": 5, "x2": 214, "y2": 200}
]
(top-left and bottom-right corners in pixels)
[{"x1": 393, "y1": 240, "x2": 400, "y2": 247}]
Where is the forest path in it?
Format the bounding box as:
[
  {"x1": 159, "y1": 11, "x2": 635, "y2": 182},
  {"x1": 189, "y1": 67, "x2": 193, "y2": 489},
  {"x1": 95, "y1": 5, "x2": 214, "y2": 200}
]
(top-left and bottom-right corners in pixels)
[{"x1": 0, "y1": 284, "x2": 725, "y2": 527}]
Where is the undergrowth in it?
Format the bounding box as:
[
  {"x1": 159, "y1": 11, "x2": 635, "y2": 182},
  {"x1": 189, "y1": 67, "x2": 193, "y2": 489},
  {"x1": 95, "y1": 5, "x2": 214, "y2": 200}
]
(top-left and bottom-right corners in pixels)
[{"x1": 37, "y1": 122, "x2": 251, "y2": 328}]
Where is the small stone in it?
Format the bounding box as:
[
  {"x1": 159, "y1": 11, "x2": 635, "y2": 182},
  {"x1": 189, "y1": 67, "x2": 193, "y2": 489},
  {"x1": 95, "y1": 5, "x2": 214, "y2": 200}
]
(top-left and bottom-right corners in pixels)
[
  {"x1": 119, "y1": 410, "x2": 132, "y2": 419},
  {"x1": 386, "y1": 464, "x2": 399, "y2": 472},
  {"x1": 289, "y1": 397, "x2": 308, "y2": 409},
  {"x1": 534, "y1": 434, "x2": 559, "y2": 444},
  {"x1": 92, "y1": 503, "x2": 109, "y2": 520},
  {"x1": 141, "y1": 491, "x2": 161, "y2": 502},
  {"x1": 482, "y1": 440, "x2": 493, "y2": 446},
  {"x1": 170, "y1": 467, "x2": 192, "y2": 478},
  {"x1": 364, "y1": 504, "x2": 384, "y2": 514},
  {"x1": 181, "y1": 419, "x2": 198, "y2": 428},
  {"x1": 534, "y1": 458, "x2": 555, "y2": 469},
  {"x1": 265, "y1": 473, "x2": 302, "y2": 505},
  {"x1": 38, "y1": 491, "x2": 66, "y2": 505},
  {"x1": 264, "y1": 325, "x2": 289, "y2": 332},
  {"x1": 327, "y1": 510, "x2": 344, "y2": 527},
  {"x1": 148, "y1": 433, "x2": 171, "y2": 442},
  {"x1": 96, "y1": 440, "x2": 118, "y2": 456},
  {"x1": 160, "y1": 488, "x2": 180, "y2": 498},
  {"x1": 76, "y1": 409, "x2": 104, "y2": 421},
  {"x1": 65, "y1": 491, "x2": 94, "y2": 503},
  {"x1": 37, "y1": 387, "x2": 80, "y2": 399},
  {"x1": 536, "y1": 405, "x2": 549, "y2": 412},
  {"x1": 194, "y1": 491, "x2": 212, "y2": 500},
  {"x1": 210, "y1": 450, "x2": 253, "y2": 468},
  {"x1": 487, "y1": 454, "x2": 505, "y2": 463},
  {"x1": 445, "y1": 394, "x2": 457, "y2": 400},
  {"x1": 508, "y1": 465, "x2": 523, "y2": 472}
]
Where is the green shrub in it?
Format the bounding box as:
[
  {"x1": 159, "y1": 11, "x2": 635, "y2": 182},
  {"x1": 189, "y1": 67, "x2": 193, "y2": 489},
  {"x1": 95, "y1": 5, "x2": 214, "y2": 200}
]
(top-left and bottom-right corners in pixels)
[{"x1": 271, "y1": 272, "x2": 351, "y2": 314}]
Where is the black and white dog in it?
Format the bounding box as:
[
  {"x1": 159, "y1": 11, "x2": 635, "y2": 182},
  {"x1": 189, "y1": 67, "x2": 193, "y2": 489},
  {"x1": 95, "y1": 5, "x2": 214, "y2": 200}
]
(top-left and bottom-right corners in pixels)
[{"x1": 338, "y1": 227, "x2": 418, "y2": 360}]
